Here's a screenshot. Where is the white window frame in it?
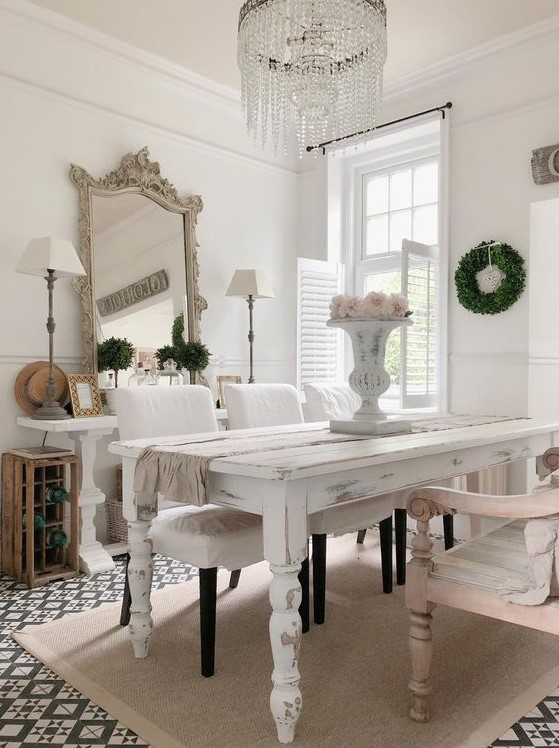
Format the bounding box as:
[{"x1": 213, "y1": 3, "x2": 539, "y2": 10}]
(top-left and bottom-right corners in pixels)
[{"x1": 338, "y1": 117, "x2": 449, "y2": 413}]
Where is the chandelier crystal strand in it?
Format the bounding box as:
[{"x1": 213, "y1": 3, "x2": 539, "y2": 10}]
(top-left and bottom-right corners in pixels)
[{"x1": 238, "y1": 0, "x2": 387, "y2": 157}]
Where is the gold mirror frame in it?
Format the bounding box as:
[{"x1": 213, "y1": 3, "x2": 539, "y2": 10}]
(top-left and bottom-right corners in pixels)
[{"x1": 70, "y1": 147, "x2": 206, "y2": 377}]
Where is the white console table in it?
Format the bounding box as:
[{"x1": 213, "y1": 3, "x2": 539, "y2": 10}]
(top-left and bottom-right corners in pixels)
[
  {"x1": 17, "y1": 415, "x2": 119, "y2": 575},
  {"x1": 17, "y1": 408, "x2": 229, "y2": 575}
]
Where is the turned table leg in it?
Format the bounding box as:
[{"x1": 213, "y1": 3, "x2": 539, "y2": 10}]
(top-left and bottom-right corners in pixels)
[
  {"x1": 269, "y1": 562, "x2": 303, "y2": 744},
  {"x1": 263, "y1": 482, "x2": 307, "y2": 744},
  {"x1": 127, "y1": 519, "x2": 153, "y2": 659},
  {"x1": 408, "y1": 609, "x2": 434, "y2": 722}
]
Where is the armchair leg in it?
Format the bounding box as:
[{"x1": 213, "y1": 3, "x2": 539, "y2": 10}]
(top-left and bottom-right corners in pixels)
[
  {"x1": 356, "y1": 529, "x2": 367, "y2": 544},
  {"x1": 379, "y1": 516, "x2": 393, "y2": 594},
  {"x1": 443, "y1": 514, "x2": 455, "y2": 550},
  {"x1": 409, "y1": 610, "x2": 434, "y2": 723},
  {"x1": 199, "y1": 568, "x2": 218, "y2": 678},
  {"x1": 120, "y1": 553, "x2": 131, "y2": 627},
  {"x1": 229, "y1": 569, "x2": 241, "y2": 589},
  {"x1": 298, "y1": 557, "x2": 310, "y2": 634},
  {"x1": 395, "y1": 508, "x2": 407, "y2": 585},
  {"x1": 312, "y1": 533, "x2": 327, "y2": 625}
]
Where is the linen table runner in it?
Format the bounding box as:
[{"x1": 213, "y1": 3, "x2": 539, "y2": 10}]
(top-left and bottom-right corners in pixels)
[{"x1": 133, "y1": 414, "x2": 518, "y2": 519}]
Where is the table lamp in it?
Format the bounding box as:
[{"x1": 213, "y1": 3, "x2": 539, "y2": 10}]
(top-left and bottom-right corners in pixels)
[
  {"x1": 17, "y1": 237, "x2": 86, "y2": 420},
  {"x1": 226, "y1": 269, "x2": 275, "y2": 383}
]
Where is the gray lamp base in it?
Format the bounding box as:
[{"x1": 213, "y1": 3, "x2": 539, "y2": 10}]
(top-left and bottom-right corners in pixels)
[{"x1": 32, "y1": 401, "x2": 71, "y2": 420}]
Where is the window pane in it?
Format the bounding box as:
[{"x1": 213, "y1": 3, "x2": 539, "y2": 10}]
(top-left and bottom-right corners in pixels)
[
  {"x1": 413, "y1": 162, "x2": 439, "y2": 206},
  {"x1": 413, "y1": 205, "x2": 438, "y2": 245},
  {"x1": 390, "y1": 169, "x2": 412, "y2": 210},
  {"x1": 364, "y1": 270, "x2": 401, "y2": 295},
  {"x1": 366, "y1": 175, "x2": 389, "y2": 215},
  {"x1": 389, "y1": 209, "x2": 412, "y2": 252},
  {"x1": 365, "y1": 214, "x2": 389, "y2": 255}
]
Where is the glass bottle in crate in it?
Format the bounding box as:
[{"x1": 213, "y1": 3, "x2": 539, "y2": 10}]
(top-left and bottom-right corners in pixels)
[{"x1": 156, "y1": 359, "x2": 184, "y2": 386}]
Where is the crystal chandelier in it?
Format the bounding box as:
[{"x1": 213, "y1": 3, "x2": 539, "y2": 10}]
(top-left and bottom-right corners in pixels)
[{"x1": 237, "y1": 0, "x2": 387, "y2": 156}]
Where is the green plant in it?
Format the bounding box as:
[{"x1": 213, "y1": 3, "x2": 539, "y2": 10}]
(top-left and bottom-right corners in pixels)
[
  {"x1": 455, "y1": 241, "x2": 526, "y2": 315},
  {"x1": 97, "y1": 337, "x2": 135, "y2": 387},
  {"x1": 181, "y1": 341, "x2": 211, "y2": 373},
  {"x1": 154, "y1": 345, "x2": 177, "y2": 370},
  {"x1": 157, "y1": 314, "x2": 211, "y2": 376}
]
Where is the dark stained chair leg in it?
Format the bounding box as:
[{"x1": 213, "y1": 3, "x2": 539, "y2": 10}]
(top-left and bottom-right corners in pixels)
[
  {"x1": 298, "y1": 557, "x2": 310, "y2": 634},
  {"x1": 443, "y1": 514, "x2": 455, "y2": 551},
  {"x1": 395, "y1": 508, "x2": 407, "y2": 586},
  {"x1": 356, "y1": 529, "x2": 367, "y2": 544},
  {"x1": 312, "y1": 533, "x2": 327, "y2": 625},
  {"x1": 199, "y1": 567, "x2": 218, "y2": 678},
  {"x1": 120, "y1": 553, "x2": 131, "y2": 627},
  {"x1": 229, "y1": 569, "x2": 241, "y2": 589},
  {"x1": 379, "y1": 516, "x2": 393, "y2": 594}
]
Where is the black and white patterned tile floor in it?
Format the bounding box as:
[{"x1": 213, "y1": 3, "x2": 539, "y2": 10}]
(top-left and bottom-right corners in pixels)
[
  {"x1": 0, "y1": 557, "x2": 557, "y2": 748},
  {"x1": 0, "y1": 557, "x2": 196, "y2": 747}
]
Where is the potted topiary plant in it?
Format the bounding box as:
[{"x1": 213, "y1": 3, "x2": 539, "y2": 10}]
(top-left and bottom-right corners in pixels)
[
  {"x1": 97, "y1": 337, "x2": 135, "y2": 388},
  {"x1": 181, "y1": 341, "x2": 211, "y2": 382},
  {"x1": 155, "y1": 314, "x2": 211, "y2": 384}
]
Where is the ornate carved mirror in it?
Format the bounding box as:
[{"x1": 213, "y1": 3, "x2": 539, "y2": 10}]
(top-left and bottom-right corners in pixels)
[{"x1": 70, "y1": 148, "x2": 206, "y2": 384}]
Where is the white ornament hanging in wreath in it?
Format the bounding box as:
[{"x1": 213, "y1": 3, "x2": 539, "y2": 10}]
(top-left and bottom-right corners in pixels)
[{"x1": 475, "y1": 243, "x2": 506, "y2": 295}]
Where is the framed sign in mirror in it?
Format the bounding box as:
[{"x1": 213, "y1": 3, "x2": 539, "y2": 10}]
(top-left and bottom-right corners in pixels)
[
  {"x1": 68, "y1": 374, "x2": 103, "y2": 417},
  {"x1": 69, "y1": 147, "x2": 207, "y2": 384}
]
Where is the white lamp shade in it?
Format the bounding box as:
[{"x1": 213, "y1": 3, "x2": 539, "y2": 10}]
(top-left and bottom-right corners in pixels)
[
  {"x1": 16, "y1": 237, "x2": 86, "y2": 278},
  {"x1": 226, "y1": 269, "x2": 275, "y2": 299}
]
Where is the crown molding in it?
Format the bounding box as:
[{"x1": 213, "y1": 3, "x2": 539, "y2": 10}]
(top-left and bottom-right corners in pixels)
[
  {"x1": 384, "y1": 14, "x2": 559, "y2": 101},
  {"x1": 0, "y1": 0, "x2": 241, "y2": 111}
]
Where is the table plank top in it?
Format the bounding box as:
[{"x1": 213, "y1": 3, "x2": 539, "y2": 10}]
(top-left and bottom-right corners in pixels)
[{"x1": 109, "y1": 418, "x2": 559, "y2": 481}]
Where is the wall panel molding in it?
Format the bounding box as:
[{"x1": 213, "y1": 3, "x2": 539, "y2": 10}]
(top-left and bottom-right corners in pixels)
[{"x1": 450, "y1": 352, "x2": 529, "y2": 366}]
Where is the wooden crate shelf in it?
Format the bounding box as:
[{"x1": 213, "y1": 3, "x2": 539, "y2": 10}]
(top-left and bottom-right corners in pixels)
[{"x1": 2, "y1": 452, "x2": 79, "y2": 588}]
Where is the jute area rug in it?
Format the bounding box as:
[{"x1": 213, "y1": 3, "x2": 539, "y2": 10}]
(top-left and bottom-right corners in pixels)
[{"x1": 13, "y1": 534, "x2": 559, "y2": 748}]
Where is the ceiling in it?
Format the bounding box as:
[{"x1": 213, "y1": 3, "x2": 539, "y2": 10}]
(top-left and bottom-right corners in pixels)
[{"x1": 30, "y1": 0, "x2": 559, "y2": 89}]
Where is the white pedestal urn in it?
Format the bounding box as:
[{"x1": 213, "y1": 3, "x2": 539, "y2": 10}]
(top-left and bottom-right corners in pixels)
[{"x1": 327, "y1": 316, "x2": 413, "y2": 435}]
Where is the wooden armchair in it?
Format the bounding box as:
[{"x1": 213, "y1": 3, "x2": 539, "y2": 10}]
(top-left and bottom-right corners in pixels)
[{"x1": 405, "y1": 447, "x2": 559, "y2": 723}]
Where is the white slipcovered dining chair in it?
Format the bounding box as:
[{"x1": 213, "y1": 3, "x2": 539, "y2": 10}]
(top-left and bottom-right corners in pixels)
[
  {"x1": 115, "y1": 385, "x2": 264, "y2": 677},
  {"x1": 224, "y1": 383, "x2": 397, "y2": 630}
]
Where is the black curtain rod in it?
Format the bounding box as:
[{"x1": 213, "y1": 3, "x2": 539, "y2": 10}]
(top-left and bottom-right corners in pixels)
[{"x1": 306, "y1": 101, "x2": 453, "y2": 154}]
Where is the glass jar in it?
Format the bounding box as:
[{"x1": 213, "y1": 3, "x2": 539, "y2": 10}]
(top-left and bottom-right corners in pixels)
[
  {"x1": 142, "y1": 368, "x2": 158, "y2": 386},
  {"x1": 128, "y1": 366, "x2": 146, "y2": 387},
  {"x1": 156, "y1": 359, "x2": 184, "y2": 386}
]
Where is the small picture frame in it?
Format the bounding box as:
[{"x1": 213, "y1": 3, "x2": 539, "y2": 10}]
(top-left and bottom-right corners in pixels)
[
  {"x1": 68, "y1": 374, "x2": 103, "y2": 418},
  {"x1": 217, "y1": 375, "x2": 242, "y2": 408},
  {"x1": 135, "y1": 348, "x2": 157, "y2": 374}
]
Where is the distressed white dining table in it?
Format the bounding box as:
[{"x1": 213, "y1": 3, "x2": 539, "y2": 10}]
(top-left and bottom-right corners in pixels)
[{"x1": 109, "y1": 418, "x2": 559, "y2": 744}]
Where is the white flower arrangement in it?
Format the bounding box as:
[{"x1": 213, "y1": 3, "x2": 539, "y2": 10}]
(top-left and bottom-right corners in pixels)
[{"x1": 329, "y1": 291, "x2": 412, "y2": 320}]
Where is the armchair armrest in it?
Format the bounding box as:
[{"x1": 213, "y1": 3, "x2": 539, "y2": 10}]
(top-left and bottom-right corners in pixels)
[{"x1": 407, "y1": 485, "x2": 559, "y2": 521}]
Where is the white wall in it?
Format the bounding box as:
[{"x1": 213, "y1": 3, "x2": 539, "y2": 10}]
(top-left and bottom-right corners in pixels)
[
  {"x1": 0, "y1": 0, "x2": 301, "y2": 501},
  {"x1": 528, "y1": 197, "x2": 559, "y2": 420},
  {"x1": 301, "y1": 18, "x2": 559, "y2": 422}
]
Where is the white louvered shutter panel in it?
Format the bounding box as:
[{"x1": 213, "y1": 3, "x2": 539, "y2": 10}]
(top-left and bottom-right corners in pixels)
[
  {"x1": 401, "y1": 239, "x2": 439, "y2": 409},
  {"x1": 297, "y1": 258, "x2": 343, "y2": 390}
]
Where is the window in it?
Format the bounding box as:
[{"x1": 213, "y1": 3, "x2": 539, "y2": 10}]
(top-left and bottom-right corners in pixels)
[{"x1": 349, "y1": 122, "x2": 446, "y2": 411}]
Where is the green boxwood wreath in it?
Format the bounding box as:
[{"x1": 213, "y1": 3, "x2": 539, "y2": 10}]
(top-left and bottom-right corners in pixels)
[{"x1": 454, "y1": 240, "x2": 526, "y2": 315}]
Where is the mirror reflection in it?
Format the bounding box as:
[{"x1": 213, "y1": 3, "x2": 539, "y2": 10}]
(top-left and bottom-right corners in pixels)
[{"x1": 91, "y1": 193, "x2": 186, "y2": 384}]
